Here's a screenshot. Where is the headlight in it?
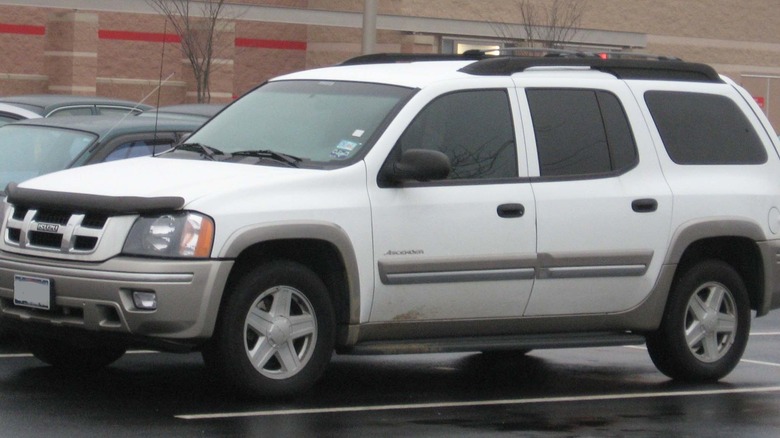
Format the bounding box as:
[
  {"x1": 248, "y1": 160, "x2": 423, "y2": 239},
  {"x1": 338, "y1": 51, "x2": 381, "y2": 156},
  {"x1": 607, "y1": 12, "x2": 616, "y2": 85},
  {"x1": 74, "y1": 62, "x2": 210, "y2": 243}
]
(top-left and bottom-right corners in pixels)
[{"x1": 123, "y1": 212, "x2": 214, "y2": 258}]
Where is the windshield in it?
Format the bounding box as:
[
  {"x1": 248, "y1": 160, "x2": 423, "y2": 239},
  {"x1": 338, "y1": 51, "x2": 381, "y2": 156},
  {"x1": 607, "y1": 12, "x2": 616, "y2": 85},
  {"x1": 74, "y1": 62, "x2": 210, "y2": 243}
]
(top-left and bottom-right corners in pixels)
[
  {"x1": 181, "y1": 80, "x2": 414, "y2": 167},
  {"x1": 0, "y1": 125, "x2": 96, "y2": 188}
]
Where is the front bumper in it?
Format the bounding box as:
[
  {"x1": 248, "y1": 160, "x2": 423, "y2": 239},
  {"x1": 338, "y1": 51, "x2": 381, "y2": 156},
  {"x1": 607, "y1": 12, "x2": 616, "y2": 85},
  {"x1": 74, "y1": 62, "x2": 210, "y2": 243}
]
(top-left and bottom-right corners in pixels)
[{"x1": 0, "y1": 251, "x2": 233, "y2": 340}]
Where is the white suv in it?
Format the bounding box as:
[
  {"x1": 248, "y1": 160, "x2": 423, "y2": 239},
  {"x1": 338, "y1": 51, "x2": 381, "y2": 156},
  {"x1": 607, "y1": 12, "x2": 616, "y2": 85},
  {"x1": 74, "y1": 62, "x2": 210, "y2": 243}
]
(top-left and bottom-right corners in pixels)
[{"x1": 2, "y1": 53, "x2": 780, "y2": 398}]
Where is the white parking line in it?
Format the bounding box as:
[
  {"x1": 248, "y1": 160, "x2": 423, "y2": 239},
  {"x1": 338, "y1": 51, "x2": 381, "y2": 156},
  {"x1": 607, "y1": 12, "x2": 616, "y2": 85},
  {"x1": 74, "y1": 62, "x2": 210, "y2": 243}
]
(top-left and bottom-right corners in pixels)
[
  {"x1": 0, "y1": 353, "x2": 32, "y2": 358},
  {"x1": 0, "y1": 350, "x2": 158, "y2": 359},
  {"x1": 742, "y1": 359, "x2": 780, "y2": 368},
  {"x1": 175, "y1": 385, "x2": 780, "y2": 420}
]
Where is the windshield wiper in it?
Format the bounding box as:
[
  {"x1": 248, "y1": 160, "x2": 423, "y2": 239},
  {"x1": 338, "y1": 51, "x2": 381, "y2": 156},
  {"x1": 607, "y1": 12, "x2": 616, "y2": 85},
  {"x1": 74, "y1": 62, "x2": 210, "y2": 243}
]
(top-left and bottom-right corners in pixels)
[
  {"x1": 230, "y1": 149, "x2": 303, "y2": 167},
  {"x1": 173, "y1": 143, "x2": 225, "y2": 161}
]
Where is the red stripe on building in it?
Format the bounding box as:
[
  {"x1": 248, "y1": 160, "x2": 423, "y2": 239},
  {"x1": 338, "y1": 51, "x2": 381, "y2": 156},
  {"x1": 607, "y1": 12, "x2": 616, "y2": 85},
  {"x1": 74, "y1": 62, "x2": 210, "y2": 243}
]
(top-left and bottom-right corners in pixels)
[
  {"x1": 98, "y1": 30, "x2": 181, "y2": 43},
  {"x1": 0, "y1": 23, "x2": 45, "y2": 36},
  {"x1": 235, "y1": 38, "x2": 307, "y2": 51}
]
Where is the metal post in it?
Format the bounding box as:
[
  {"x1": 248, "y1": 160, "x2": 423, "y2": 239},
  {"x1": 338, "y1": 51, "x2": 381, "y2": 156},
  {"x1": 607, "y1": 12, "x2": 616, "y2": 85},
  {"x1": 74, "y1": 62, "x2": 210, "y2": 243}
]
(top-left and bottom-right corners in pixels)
[{"x1": 362, "y1": 0, "x2": 377, "y2": 55}]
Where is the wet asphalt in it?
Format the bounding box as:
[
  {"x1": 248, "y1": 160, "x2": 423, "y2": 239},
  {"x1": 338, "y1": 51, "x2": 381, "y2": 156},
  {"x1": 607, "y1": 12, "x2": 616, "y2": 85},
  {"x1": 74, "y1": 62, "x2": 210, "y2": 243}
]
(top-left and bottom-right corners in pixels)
[{"x1": 1, "y1": 312, "x2": 780, "y2": 437}]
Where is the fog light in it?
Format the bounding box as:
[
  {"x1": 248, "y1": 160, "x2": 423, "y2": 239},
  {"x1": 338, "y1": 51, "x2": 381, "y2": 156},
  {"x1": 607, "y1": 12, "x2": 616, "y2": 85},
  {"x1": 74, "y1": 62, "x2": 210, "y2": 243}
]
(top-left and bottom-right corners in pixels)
[{"x1": 132, "y1": 291, "x2": 157, "y2": 310}]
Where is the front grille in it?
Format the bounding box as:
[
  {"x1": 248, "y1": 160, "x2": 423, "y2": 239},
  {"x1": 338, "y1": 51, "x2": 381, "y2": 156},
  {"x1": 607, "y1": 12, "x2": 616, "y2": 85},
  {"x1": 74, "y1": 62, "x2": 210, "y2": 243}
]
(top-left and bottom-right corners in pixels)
[
  {"x1": 34, "y1": 210, "x2": 70, "y2": 225},
  {"x1": 74, "y1": 235, "x2": 98, "y2": 250},
  {"x1": 4, "y1": 205, "x2": 110, "y2": 254},
  {"x1": 12, "y1": 207, "x2": 27, "y2": 221},
  {"x1": 82, "y1": 214, "x2": 108, "y2": 229},
  {"x1": 29, "y1": 231, "x2": 62, "y2": 248}
]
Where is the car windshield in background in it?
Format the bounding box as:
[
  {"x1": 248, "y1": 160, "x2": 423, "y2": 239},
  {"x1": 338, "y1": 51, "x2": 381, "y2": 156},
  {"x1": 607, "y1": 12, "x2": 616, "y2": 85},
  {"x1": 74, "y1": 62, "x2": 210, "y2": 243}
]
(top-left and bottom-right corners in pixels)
[
  {"x1": 181, "y1": 80, "x2": 414, "y2": 167},
  {"x1": 0, "y1": 125, "x2": 96, "y2": 189}
]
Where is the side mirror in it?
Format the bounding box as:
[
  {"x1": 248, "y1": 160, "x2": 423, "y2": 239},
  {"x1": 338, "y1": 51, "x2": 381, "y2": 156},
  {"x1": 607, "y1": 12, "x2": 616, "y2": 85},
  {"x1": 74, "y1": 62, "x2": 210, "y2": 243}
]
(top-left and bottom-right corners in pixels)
[{"x1": 382, "y1": 149, "x2": 450, "y2": 185}]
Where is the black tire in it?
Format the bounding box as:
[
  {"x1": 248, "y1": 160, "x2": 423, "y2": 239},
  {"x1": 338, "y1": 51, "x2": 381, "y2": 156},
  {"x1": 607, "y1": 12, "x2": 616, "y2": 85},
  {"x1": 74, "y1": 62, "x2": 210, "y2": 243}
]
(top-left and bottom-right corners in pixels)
[
  {"x1": 480, "y1": 349, "x2": 532, "y2": 361},
  {"x1": 206, "y1": 260, "x2": 336, "y2": 398},
  {"x1": 646, "y1": 259, "x2": 751, "y2": 382},
  {"x1": 23, "y1": 334, "x2": 127, "y2": 371}
]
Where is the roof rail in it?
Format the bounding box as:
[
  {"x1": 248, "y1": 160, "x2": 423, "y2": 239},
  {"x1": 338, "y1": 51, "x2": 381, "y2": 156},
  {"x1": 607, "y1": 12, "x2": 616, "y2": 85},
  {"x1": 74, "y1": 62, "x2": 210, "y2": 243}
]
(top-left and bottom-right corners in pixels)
[
  {"x1": 459, "y1": 57, "x2": 723, "y2": 83},
  {"x1": 340, "y1": 50, "x2": 489, "y2": 66},
  {"x1": 495, "y1": 47, "x2": 682, "y2": 62},
  {"x1": 338, "y1": 50, "x2": 721, "y2": 83}
]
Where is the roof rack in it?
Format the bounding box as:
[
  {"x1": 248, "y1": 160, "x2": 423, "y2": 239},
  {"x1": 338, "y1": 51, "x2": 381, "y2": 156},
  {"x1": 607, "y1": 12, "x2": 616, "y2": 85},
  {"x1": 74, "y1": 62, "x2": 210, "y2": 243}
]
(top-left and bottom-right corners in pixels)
[
  {"x1": 338, "y1": 50, "x2": 722, "y2": 83},
  {"x1": 459, "y1": 57, "x2": 722, "y2": 83},
  {"x1": 340, "y1": 50, "x2": 489, "y2": 66},
  {"x1": 494, "y1": 47, "x2": 683, "y2": 62}
]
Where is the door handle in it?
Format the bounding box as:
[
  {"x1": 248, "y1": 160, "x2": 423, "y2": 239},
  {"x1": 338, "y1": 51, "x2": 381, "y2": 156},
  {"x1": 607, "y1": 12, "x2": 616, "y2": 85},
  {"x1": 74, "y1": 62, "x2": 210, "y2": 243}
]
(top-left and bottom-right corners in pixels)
[
  {"x1": 632, "y1": 198, "x2": 658, "y2": 213},
  {"x1": 497, "y1": 203, "x2": 525, "y2": 218}
]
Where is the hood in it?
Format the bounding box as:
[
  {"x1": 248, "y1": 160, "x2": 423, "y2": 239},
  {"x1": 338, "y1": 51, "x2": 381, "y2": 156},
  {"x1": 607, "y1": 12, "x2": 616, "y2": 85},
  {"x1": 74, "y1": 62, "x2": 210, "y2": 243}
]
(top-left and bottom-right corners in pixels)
[{"x1": 14, "y1": 156, "x2": 324, "y2": 208}]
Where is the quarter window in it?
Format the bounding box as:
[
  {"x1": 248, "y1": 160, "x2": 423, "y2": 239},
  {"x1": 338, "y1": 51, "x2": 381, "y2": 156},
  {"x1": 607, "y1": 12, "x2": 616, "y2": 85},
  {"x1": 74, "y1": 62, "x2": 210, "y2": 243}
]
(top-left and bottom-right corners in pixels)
[
  {"x1": 645, "y1": 91, "x2": 767, "y2": 165},
  {"x1": 527, "y1": 89, "x2": 638, "y2": 178},
  {"x1": 395, "y1": 90, "x2": 517, "y2": 180}
]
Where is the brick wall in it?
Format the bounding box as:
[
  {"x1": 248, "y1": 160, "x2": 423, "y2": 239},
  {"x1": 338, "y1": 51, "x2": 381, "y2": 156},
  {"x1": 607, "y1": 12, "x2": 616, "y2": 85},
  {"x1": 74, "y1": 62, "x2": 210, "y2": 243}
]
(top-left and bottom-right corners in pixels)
[{"x1": 0, "y1": 0, "x2": 778, "y2": 127}]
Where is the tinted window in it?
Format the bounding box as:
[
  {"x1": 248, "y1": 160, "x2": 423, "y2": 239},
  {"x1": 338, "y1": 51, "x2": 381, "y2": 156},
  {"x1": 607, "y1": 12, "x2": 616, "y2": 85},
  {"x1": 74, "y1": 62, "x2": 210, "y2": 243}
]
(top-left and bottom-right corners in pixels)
[
  {"x1": 527, "y1": 89, "x2": 637, "y2": 177},
  {"x1": 98, "y1": 106, "x2": 143, "y2": 116},
  {"x1": 645, "y1": 91, "x2": 767, "y2": 164},
  {"x1": 103, "y1": 139, "x2": 176, "y2": 162},
  {"x1": 48, "y1": 106, "x2": 94, "y2": 117},
  {"x1": 396, "y1": 90, "x2": 517, "y2": 180}
]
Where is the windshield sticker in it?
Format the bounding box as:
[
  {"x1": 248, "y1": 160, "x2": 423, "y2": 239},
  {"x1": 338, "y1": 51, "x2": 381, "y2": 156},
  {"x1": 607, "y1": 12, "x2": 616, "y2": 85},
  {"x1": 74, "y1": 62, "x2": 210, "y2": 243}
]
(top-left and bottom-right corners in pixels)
[
  {"x1": 331, "y1": 139, "x2": 361, "y2": 159},
  {"x1": 352, "y1": 129, "x2": 365, "y2": 138}
]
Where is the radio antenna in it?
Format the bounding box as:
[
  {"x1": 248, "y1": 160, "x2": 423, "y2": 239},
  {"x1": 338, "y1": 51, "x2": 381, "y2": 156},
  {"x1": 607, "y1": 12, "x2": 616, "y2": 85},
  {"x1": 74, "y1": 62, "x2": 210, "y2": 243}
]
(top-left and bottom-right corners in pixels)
[{"x1": 153, "y1": 19, "x2": 169, "y2": 148}]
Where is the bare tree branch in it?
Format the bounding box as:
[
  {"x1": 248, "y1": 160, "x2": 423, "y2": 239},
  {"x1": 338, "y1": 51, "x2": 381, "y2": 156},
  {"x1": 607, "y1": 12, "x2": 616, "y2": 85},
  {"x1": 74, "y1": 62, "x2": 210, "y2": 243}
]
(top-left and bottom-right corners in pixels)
[
  {"x1": 493, "y1": 0, "x2": 588, "y2": 50},
  {"x1": 147, "y1": 0, "x2": 231, "y2": 103}
]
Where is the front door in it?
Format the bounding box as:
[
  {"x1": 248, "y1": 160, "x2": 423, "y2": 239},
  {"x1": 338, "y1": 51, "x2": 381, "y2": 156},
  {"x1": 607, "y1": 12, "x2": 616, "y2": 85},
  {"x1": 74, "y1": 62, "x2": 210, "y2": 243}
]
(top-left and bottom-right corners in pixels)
[{"x1": 368, "y1": 87, "x2": 537, "y2": 323}]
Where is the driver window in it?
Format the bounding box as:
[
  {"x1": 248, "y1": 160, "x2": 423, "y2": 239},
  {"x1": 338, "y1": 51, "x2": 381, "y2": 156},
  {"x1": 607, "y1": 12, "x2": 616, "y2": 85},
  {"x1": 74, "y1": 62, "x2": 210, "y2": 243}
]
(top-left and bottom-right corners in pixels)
[{"x1": 396, "y1": 89, "x2": 518, "y2": 180}]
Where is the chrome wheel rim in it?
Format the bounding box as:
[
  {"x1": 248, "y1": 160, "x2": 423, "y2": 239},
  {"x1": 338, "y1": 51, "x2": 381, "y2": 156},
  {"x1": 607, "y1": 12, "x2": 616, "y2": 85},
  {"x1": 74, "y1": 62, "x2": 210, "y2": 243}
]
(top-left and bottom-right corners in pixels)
[
  {"x1": 684, "y1": 281, "x2": 738, "y2": 363},
  {"x1": 243, "y1": 285, "x2": 317, "y2": 379}
]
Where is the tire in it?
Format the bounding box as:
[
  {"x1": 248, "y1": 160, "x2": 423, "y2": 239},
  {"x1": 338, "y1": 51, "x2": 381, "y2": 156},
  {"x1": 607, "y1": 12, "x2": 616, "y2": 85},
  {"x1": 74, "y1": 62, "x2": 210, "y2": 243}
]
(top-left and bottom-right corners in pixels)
[
  {"x1": 207, "y1": 260, "x2": 336, "y2": 398},
  {"x1": 480, "y1": 349, "x2": 532, "y2": 361},
  {"x1": 23, "y1": 334, "x2": 127, "y2": 371},
  {"x1": 646, "y1": 259, "x2": 750, "y2": 382}
]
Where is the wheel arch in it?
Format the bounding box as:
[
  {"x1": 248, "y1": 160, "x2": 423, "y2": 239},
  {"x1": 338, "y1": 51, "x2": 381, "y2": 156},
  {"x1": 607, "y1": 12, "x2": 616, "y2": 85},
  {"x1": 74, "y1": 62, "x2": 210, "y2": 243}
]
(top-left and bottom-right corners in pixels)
[
  {"x1": 217, "y1": 222, "x2": 361, "y2": 338},
  {"x1": 665, "y1": 218, "x2": 768, "y2": 315}
]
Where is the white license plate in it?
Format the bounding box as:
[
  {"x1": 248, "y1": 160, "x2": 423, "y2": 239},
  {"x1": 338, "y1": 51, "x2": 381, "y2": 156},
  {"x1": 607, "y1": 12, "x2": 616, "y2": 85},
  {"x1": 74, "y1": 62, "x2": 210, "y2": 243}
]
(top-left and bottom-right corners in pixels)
[{"x1": 14, "y1": 275, "x2": 51, "y2": 310}]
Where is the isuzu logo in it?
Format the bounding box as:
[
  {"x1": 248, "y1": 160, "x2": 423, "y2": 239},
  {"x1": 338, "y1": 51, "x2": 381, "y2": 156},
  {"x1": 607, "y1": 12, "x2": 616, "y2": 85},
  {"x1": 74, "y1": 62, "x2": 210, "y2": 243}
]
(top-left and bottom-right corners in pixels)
[{"x1": 36, "y1": 223, "x2": 60, "y2": 233}]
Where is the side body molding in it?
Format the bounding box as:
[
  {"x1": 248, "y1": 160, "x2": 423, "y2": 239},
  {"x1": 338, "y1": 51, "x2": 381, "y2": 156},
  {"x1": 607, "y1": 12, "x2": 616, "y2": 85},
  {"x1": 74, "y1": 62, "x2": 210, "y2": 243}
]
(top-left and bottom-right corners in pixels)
[{"x1": 217, "y1": 221, "x2": 362, "y2": 324}]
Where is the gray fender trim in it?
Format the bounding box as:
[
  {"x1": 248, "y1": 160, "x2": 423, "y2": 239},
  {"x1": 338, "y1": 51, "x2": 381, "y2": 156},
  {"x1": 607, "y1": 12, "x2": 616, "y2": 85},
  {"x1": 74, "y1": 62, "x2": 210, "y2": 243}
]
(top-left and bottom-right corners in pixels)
[
  {"x1": 218, "y1": 221, "x2": 361, "y2": 324},
  {"x1": 663, "y1": 218, "x2": 766, "y2": 265},
  {"x1": 664, "y1": 218, "x2": 779, "y2": 315}
]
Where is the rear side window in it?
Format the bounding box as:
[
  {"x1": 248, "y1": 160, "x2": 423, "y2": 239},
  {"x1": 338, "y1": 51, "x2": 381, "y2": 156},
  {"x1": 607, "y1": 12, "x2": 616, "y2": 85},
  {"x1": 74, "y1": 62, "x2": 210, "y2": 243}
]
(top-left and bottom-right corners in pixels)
[
  {"x1": 645, "y1": 91, "x2": 767, "y2": 164},
  {"x1": 527, "y1": 89, "x2": 637, "y2": 178}
]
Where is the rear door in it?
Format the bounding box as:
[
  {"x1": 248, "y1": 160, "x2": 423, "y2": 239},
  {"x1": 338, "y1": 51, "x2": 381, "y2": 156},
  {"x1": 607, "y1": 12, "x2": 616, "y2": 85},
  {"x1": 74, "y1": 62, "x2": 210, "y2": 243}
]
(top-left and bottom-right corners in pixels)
[{"x1": 517, "y1": 79, "x2": 674, "y2": 315}]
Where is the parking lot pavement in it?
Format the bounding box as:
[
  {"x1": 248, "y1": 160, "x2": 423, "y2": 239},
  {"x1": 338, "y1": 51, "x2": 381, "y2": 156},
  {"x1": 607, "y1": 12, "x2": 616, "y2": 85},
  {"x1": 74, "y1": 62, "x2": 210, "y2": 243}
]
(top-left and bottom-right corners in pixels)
[{"x1": 1, "y1": 313, "x2": 780, "y2": 437}]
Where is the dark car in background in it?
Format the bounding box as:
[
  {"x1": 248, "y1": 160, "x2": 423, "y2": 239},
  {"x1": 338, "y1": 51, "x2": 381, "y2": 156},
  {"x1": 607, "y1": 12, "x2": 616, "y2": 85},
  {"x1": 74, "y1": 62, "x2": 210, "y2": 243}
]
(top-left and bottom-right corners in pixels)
[
  {"x1": 0, "y1": 114, "x2": 203, "y2": 192},
  {"x1": 0, "y1": 114, "x2": 204, "y2": 340},
  {"x1": 138, "y1": 103, "x2": 225, "y2": 122},
  {"x1": 0, "y1": 94, "x2": 153, "y2": 121},
  {"x1": 0, "y1": 102, "x2": 40, "y2": 126}
]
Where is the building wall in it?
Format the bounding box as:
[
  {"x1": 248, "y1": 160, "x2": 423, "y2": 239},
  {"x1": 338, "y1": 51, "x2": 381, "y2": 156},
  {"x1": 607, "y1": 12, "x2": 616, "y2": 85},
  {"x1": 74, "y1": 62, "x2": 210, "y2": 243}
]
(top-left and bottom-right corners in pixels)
[{"x1": 0, "y1": 0, "x2": 778, "y2": 128}]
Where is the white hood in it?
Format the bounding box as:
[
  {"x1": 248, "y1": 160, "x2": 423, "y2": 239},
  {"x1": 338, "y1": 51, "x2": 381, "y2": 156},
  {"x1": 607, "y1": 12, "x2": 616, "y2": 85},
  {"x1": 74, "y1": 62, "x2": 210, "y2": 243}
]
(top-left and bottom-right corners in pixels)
[{"x1": 16, "y1": 156, "x2": 329, "y2": 208}]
